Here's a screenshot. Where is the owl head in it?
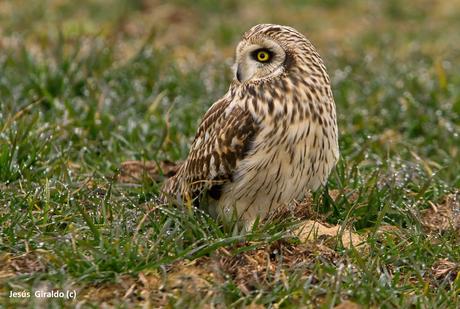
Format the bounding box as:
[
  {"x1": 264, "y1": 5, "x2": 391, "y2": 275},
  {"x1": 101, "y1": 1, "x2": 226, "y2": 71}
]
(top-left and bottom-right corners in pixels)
[{"x1": 234, "y1": 24, "x2": 315, "y2": 83}]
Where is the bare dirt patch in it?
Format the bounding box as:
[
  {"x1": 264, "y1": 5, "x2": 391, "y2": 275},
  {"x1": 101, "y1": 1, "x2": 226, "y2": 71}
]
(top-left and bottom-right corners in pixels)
[{"x1": 216, "y1": 240, "x2": 338, "y2": 295}]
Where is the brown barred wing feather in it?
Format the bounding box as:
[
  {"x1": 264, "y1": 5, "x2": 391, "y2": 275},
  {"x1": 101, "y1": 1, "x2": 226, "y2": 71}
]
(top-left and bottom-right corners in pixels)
[{"x1": 162, "y1": 98, "x2": 258, "y2": 203}]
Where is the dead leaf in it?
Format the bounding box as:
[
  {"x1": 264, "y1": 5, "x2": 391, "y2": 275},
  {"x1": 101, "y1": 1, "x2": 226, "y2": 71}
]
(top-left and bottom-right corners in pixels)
[
  {"x1": 373, "y1": 224, "x2": 403, "y2": 241},
  {"x1": 431, "y1": 258, "x2": 459, "y2": 282},
  {"x1": 117, "y1": 160, "x2": 179, "y2": 183},
  {"x1": 376, "y1": 224, "x2": 401, "y2": 234},
  {"x1": 294, "y1": 220, "x2": 367, "y2": 251},
  {"x1": 329, "y1": 189, "x2": 359, "y2": 204},
  {"x1": 3, "y1": 252, "x2": 48, "y2": 275},
  {"x1": 0, "y1": 254, "x2": 15, "y2": 281}
]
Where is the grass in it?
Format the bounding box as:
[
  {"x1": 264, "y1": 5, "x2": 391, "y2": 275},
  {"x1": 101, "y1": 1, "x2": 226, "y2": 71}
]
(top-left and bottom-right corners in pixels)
[{"x1": 1, "y1": 0, "x2": 459, "y2": 307}]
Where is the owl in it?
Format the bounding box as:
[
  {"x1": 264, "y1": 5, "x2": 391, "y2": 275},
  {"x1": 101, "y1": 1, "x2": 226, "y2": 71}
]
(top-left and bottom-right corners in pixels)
[{"x1": 162, "y1": 24, "x2": 339, "y2": 230}]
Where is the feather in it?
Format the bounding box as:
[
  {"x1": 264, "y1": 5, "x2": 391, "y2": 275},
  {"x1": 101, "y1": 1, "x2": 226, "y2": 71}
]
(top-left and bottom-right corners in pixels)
[{"x1": 162, "y1": 97, "x2": 258, "y2": 202}]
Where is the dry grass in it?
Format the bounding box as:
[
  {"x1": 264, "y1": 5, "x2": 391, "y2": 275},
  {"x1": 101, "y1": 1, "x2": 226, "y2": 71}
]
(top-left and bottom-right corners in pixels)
[{"x1": 421, "y1": 192, "x2": 460, "y2": 233}]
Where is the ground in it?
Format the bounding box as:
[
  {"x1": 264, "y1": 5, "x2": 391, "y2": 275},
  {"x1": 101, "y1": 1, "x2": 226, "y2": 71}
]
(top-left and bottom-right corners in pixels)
[{"x1": 0, "y1": 0, "x2": 459, "y2": 307}]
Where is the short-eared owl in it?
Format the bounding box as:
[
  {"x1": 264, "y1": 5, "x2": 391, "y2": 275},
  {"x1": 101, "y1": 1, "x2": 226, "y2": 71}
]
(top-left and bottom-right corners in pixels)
[{"x1": 162, "y1": 24, "x2": 339, "y2": 229}]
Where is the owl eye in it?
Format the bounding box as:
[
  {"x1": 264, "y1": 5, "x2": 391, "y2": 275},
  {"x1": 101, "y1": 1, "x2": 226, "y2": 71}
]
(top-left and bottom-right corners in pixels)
[{"x1": 252, "y1": 49, "x2": 272, "y2": 62}]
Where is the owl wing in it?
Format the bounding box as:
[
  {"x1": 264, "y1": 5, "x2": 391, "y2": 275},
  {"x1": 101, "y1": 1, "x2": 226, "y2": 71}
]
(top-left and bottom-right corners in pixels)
[{"x1": 162, "y1": 97, "x2": 258, "y2": 201}]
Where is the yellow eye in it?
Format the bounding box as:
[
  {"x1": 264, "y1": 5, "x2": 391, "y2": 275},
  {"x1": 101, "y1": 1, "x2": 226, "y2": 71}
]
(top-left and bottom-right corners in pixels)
[{"x1": 256, "y1": 50, "x2": 270, "y2": 62}]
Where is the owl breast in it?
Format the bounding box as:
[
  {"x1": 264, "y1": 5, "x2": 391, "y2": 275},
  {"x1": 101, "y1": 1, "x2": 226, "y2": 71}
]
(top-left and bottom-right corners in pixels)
[{"x1": 213, "y1": 99, "x2": 339, "y2": 228}]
